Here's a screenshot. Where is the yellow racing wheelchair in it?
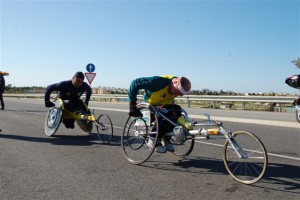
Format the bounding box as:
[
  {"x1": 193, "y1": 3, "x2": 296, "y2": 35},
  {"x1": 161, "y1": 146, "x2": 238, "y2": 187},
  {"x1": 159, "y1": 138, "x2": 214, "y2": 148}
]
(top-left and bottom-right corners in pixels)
[{"x1": 44, "y1": 99, "x2": 113, "y2": 144}]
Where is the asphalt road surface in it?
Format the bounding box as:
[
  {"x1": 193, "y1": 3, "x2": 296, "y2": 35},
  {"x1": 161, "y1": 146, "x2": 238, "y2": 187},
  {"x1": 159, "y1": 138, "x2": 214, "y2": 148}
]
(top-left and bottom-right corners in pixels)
[{"x1": 0, "y1": 98, "x2": 299, "y2": 200}]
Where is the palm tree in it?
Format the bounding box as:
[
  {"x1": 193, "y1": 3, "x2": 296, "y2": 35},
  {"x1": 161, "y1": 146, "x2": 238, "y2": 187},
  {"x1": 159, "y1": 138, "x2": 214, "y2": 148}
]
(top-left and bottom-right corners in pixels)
[{"x1": 291, "y1": 57, "x2": 300, "y2": 69}]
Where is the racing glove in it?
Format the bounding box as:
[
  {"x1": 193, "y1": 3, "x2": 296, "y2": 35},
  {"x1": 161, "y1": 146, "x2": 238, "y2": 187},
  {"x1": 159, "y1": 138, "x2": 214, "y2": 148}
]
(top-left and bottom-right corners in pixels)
[
  {"x1": 129, "y1": 102, "x2": 143, "y2": 117},
  {"x1": 45, "y1": 101, "x2": 55, "y2": 107}
]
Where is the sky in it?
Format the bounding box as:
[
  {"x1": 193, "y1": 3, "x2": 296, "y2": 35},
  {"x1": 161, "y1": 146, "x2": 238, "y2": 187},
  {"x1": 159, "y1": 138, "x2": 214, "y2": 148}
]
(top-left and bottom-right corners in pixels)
[{"x1": 0, "y1": 0, "x2": 299, "y2": 94}]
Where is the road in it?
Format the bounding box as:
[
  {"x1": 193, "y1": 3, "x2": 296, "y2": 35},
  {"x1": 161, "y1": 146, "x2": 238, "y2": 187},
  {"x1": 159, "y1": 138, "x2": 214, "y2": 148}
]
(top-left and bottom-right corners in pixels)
[{"x1": 0, "y1": 98, "x2": 299, "y2": 200}]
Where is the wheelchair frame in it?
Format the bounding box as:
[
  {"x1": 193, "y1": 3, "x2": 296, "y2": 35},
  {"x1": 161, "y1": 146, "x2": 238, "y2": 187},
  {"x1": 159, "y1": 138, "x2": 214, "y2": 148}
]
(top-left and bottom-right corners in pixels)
[
  {"x1": 44, "y1": 99, "x2": 114, "y2": 144},
  {"x1": 121, "y1": 103, "x2": 268, "y2": 184}
]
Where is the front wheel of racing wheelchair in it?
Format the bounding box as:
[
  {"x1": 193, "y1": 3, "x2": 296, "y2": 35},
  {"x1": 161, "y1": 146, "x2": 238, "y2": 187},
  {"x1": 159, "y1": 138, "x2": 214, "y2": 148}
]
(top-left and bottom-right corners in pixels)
[
  {"x1": 95, "y1": 113, "x2": 114, "y2": 144},
  {"x1": 121, "y1": 103, "x2": 195, "y2": 165},
  {"x1": 44, "y1": 99, "x2": 113, "y2": 144}
]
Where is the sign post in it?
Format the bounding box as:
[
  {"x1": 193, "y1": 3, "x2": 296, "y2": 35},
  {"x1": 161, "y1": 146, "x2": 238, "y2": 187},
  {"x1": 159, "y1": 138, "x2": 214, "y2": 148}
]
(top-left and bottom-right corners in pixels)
[{"x1": 85, "y1": 63, "x2": 96, "y2": 86}]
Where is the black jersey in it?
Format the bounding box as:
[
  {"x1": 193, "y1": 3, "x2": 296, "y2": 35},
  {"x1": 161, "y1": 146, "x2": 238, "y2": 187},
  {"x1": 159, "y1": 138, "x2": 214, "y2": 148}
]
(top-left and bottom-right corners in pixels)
[{"x1": 44, "y1": 80, "x2": 92, "y2": 103}]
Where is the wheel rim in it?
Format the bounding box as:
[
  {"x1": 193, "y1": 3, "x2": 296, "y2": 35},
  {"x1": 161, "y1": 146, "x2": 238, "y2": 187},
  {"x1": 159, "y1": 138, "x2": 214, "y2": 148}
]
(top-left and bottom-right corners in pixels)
[
  {"x1": 76, "y1": 120, "x2": 93, "y2": 133},
  {"x1": 171, "y1": 136, "x2": 195, "y2": 158},
  {"x1": 224, "y1": 131, "x2": 268, "y2": 184},
  {"x1": 121, "y1": 105, "x2": 159, "y2": 165},
  {"x1": 45, "y1": 107, "x2": 62, "y2": 136},
  {"x1": 95, "y1": 114, "x2": 113, "y2": 144}
]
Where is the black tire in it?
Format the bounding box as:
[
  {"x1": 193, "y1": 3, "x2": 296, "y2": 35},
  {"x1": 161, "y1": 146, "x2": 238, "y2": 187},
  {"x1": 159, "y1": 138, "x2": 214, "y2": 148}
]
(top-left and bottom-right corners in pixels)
[
  {"x1": 223, "y1": 131, "x2": 268, "y2": 184},
  {"x1": 95, "y1": 114, "x2": 113, "y2": 144},
  {"x1": 121, "y1": 104, "x2": 159, "y2": 165}
]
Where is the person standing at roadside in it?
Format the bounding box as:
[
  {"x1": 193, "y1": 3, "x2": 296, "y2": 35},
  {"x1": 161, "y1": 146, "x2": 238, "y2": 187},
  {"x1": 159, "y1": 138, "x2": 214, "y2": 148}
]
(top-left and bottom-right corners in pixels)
[{"x1": 0, "y1": 73, "x2": 5, "y2": 110}]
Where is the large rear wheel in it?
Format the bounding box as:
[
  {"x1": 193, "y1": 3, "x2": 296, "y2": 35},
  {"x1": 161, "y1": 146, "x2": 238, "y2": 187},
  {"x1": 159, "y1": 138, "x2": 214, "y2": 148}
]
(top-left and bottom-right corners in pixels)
[
  {"x1": 121, "y1": 104, "x2": 159, "y2": 165},
  {"x1": 76, "y1": 120, "x2": 93, "y2": 133}
]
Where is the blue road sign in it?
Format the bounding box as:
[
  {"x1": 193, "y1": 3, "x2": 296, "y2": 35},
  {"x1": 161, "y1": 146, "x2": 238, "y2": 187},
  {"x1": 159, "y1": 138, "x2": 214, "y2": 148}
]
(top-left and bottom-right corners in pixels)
[{"x1": 86, "y1": 63, "x2": 95, "y2": 73}]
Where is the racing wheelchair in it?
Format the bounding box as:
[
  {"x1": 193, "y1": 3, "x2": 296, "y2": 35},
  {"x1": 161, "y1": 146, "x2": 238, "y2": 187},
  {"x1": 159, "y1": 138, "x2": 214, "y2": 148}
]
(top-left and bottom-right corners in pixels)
[
  {"x1": 121, "y1": 103, "x2": 268, "y2": 184},
  {"x1": 44, "y1": 99, "x2": 113, "y2": 144}
]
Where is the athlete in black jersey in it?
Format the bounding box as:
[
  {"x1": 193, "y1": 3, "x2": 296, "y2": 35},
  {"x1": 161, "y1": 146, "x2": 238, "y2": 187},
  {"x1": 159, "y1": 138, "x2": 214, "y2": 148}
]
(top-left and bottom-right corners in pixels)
[{"x1": 44, "y1": 71, "x2": 92, "y2": 129}]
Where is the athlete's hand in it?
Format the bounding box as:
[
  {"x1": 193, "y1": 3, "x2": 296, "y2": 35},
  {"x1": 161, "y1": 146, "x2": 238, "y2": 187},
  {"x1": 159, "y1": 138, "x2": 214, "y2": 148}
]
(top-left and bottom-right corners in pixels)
[
  {"x1": 45, "y1": 101, "x2": 55, "y2": 107},
  {"x1": 129, "y1": 103, "x2": 143, "y2": 117}
]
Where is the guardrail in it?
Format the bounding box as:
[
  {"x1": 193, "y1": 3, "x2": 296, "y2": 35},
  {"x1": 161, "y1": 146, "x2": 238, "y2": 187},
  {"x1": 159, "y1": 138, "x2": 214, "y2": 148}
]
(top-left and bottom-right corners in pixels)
[
  {"x1": 4, "y1": 93, "x2": 297, "y2": 112},
  {"x1": 184, "y1": 95, "x2": 296, "y2": 111}
]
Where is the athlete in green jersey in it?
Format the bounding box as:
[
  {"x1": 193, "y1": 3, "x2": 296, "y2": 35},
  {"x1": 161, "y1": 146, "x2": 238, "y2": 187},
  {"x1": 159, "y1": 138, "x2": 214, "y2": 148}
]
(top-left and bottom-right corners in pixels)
[{"x1": 128, "y1": 75, "x2": 191, "y2": 153}]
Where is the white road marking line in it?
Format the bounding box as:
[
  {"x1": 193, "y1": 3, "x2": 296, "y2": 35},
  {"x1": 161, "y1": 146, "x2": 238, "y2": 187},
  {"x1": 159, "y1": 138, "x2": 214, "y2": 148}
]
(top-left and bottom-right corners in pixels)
[
  {"x1": 195, "y1": 140, "x2": 300, "y2": 161},
  {"x1": 189, "y1": 114, "x2": 300, "y2": 129}
]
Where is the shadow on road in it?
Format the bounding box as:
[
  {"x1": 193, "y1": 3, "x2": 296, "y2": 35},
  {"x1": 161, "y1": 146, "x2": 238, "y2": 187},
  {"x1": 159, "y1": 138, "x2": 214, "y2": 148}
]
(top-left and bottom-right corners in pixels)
[
  {"x1": 253, "y1": 162, "x2": 300, "y2": 194},
  {"x1": 143, "y1": 156, "x2": 229, "y2": 176},
  {"x1": 1, "y1": 132, "x2": 299, "y2": 193},
  {"x1": 0, "y1": 133, "x2": 120, "y2": 147},
  {"x1": 142, "y1": 156, "x2": 300, "y2": 193}
]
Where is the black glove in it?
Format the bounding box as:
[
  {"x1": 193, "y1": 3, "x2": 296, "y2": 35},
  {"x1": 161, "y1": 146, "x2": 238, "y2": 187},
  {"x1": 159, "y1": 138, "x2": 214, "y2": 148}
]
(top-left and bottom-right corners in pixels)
[
  {"x1": 129, "y1": 103, "x2": 143, "y2": 117},
  {"x1": 45, "y1": 101, "x2": 55, "y2": 107}
]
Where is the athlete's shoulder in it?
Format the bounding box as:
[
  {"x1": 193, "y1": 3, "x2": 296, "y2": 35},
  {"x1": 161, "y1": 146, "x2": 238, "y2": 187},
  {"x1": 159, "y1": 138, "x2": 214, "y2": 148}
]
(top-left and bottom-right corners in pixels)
[
  {"x1": 160, "y1": 75, "x2": 175, "y2": 80},
  {"x1": 148, "y1": 75, "x2": 172, "y2": 90},
  {"x1": 82, "y1": 81, "x2": 91, "y2": 87},
  {"x1": 81, "y1": 82, "x2": 92, "y2": 91}
]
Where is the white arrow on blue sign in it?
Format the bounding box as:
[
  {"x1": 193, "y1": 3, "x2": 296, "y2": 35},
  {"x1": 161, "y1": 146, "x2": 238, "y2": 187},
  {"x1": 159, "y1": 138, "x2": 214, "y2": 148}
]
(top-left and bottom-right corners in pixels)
[{"x1": 86, "y1": 63, "x2": 95, "y2": 73}]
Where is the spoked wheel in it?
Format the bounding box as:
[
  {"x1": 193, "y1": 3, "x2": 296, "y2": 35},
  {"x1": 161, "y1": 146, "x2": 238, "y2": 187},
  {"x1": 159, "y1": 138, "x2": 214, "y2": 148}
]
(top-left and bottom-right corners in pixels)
[
  {"x1": 95, "y1": 114, "x2": 113, "y2": 144},
  {"x1": 44, "y1": 107, "x2": 62, "y2": 136},
  {"x1": 171, "y1": 135, "x2": 195, "y2": 158},
  {"x1": 121, "y1": 104, "x2": 159, "y2": 165},
  {"x1": 223, "y1": 131, "x2": 268, "y2": 184}
]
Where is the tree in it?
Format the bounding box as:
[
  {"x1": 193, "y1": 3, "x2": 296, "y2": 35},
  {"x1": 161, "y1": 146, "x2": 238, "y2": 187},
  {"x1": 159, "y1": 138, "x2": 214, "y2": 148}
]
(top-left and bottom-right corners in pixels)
[{"x1": 291, "y1": 57, "x2": 300, "y2": 69}]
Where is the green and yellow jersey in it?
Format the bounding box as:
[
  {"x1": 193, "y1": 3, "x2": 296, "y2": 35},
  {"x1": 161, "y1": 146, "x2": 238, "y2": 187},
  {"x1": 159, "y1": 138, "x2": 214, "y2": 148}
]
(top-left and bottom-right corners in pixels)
[{"x1": 128, "y1": 75, "x2": 176, "y2": 106}]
